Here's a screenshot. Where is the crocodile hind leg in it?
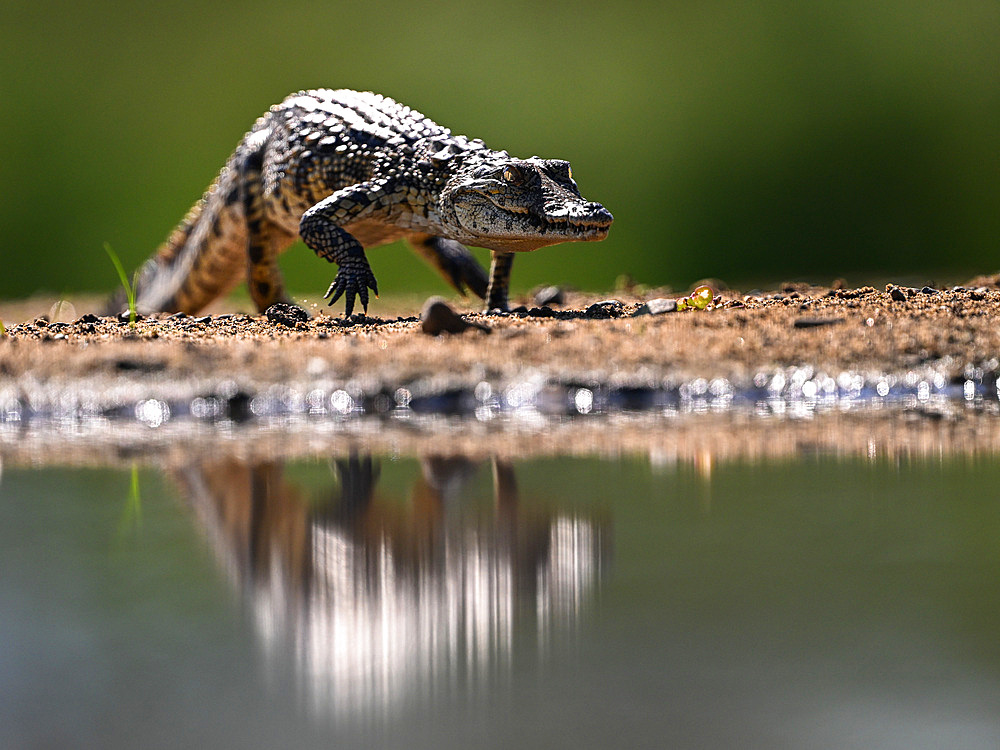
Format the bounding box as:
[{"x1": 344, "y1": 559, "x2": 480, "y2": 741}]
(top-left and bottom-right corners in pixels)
[
  {"x1": 485, "y1": 251, "x2": 515, "y2": 312},
  {"x1": 240, "y1": 147, "x2": 298, "y2": 312},
  {"x1": 407, "y1": 234, "x2": 488, "y2": 299}
]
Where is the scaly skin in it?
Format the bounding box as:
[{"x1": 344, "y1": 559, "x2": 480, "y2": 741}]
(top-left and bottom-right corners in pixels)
[{"x1": 118, "y1": 89, "x2": 613, "y2": 317}]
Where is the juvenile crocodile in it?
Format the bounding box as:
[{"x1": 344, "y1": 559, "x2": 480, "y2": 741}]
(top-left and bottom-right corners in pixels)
[{"x1": 118, "y1": 88, "x2": 613, "y2": 317}]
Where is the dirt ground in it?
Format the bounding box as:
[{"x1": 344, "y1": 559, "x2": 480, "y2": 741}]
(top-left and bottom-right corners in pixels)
[
  {"x1": 4, "y1": 276, "x2": 1000, "y2": 396},
  {"x1": 6, "y1": 276, "x2": 1000, "y2": 466}
]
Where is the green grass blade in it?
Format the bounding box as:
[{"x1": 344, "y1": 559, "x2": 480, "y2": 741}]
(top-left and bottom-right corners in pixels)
[
  {"x1": 116, "y1": 463, "x2": 143, "y2": 537},
  {"x1": 103, "y1": 242, "x2": 137, "y2": 326}
]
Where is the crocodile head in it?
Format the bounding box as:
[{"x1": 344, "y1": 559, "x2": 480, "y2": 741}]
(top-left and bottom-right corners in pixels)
[{"x1": 440, "y1": 155, "x2": 613, "y2": 252}]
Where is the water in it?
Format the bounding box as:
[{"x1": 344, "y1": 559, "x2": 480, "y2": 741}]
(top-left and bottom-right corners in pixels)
[{"x1": 2, "y1": 420, "x2": 1000, "y2": 748}]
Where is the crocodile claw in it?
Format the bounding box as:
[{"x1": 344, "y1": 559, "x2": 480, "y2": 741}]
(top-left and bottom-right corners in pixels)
[{"x1": 325, "y1": 258, "x2": 379, "y2": 317}]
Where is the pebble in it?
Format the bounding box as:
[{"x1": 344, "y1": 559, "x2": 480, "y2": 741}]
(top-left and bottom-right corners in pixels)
[
  {"x1": 888, "y1": 287, "x2": 908, "y2": 302},
  {"x1": 533, "y1": 285, "x2": 565, "y2": 307},
  {"x1": 632, "y1": 298, "x2": 678, "y2": 316},
  {"x1": 793, "y1": 317, "x2": 843, "y2": 328},
  {"x1": 264, "y1": 302, "x2": 309, "y2": 327},
  {"x1": 420, "y1": 297, "x2": 491, "y2": 336},
  {"x1": 585, "y1": 300, "x2": 625, "y2": 319}
]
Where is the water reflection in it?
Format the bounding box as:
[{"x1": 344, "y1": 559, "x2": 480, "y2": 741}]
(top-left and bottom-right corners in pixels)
[{"x1": 171, "y1": 454, "x2": 609, "y2": 719}]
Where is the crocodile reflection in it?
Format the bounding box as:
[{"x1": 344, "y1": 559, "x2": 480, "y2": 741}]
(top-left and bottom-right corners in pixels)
[{"x1": 172, "y1": 454, "x2": 609, "y2": 718}]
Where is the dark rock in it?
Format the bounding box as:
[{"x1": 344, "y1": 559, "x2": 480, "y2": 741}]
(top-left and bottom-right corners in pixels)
[
  {"x1": 921, "y1": 286, "x2": 937, "y2": 295},
  {"x1": 115, "y1": 358, "x2": 165, "y2": 373},
  {"x1": 585, "y1": 300, "x2": 625, "y2": 319},
  {"x1": 264, "y1": 302, "x2": 309, "y2": 327},
  {"x1": 888, "y1": 286, "x2": 908, "y2": 302},
  {"x1": 420, "y1": 297, "x2": 491, "y2": 336},
  {"x1": 533, "y1": 285, "x2": 565, "y2": 307},
  {"x1": 527, "y1": 306, "x2": 554, "y2": 318},
  {"x1": 794, "y1": 317, "x2": 844, "y2": 328},
  {"x1": 76, "y1": 313, "x2": 101, "y2": 324},
  {"x1": 632, "y1": 298, "x2": 678, "y2": 316},
  {"x1": 116, "y1": 310, "x2": 143, "y2": 324}
]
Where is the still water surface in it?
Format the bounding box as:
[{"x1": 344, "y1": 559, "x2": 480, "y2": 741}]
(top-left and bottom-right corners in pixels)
[{"x1": 2, "y1": 435, "x2": 1000, "y2": 748}]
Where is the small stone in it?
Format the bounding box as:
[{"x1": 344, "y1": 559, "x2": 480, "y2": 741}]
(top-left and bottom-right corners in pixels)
[
  {"x1": 76, "y1": 313, "x2": 101, "y2": 324},
  {"x1": 632, "y1": 298, "x2": 678, "y2": 316},
  {"x1": 527, "y1": 306, "x2": 554, "y2": 318},
  {"x1": 584, "y1": 303, "x2": 612, "y2": 319},
  {"x1": 533, "y1": 285, "x2": 565, "y2": 307},
  {"x1": 921, "y1": 286, "x2": 937, "y2": 295},
  {"x1": 585, "y1": 300, "x2": 624, "y2": 319},
  {"x1": 420, "y1": 297, "x2": 490, "y2": 336},
  {"x1": 794, "y1": 317, "x2": 843, "y2": 328},
  {"x1": 265, "y1": 302, "x2": 309, "y2": 327},
  {"x1": 888, "y1": 286, "x2": 908, "y2": 302}
]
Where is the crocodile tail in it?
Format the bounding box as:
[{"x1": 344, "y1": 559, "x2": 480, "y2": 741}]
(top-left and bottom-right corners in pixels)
[{"x1": 105, "y1": 167, "x2": 249, "y2": 316}]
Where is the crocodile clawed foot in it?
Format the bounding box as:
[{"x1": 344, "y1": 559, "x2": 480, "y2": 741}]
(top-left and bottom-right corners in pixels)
[{"x1": 325, "y1": 260, "x2": 379, "y2": 317}]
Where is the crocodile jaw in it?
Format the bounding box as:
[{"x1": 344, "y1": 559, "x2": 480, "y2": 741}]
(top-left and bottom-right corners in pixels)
[{"x1": 443, "y1": 157, "x2": 613, "y2": 252}]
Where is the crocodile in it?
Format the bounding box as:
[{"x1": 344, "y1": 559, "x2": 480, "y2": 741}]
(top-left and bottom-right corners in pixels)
[{"x1": 115, "y1": 88, "x2": 613, "y2": 317}]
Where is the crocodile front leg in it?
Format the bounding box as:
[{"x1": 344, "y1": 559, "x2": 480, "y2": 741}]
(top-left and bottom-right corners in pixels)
[
  {"x1": 407, "y1": 234, "x2": 488, "y2": 299},
  {"x1": 485, "y1": 251, "x2": 515, "y2": 312},
  {"x1": 299, "y1": 179, "x2": 398, "y2": 316}
]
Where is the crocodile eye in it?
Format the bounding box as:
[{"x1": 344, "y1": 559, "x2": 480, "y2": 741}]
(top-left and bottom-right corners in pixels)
[{"x1": 502, "y1": 166, "x2": 523, "y2": 184}]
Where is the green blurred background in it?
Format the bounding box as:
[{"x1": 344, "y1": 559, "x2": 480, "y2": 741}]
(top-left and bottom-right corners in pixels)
[{"x1": 2, "y1": 0, "x2": 998, "y2": 303}]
